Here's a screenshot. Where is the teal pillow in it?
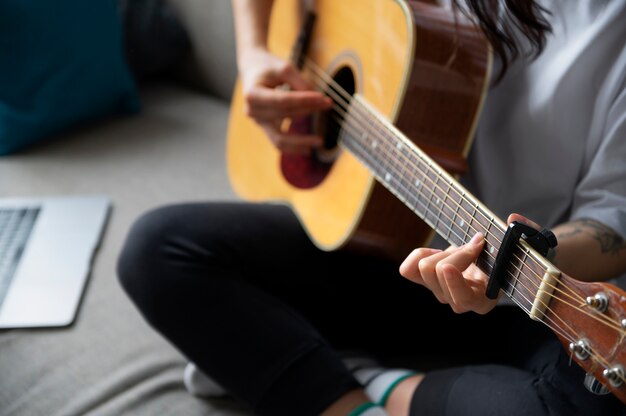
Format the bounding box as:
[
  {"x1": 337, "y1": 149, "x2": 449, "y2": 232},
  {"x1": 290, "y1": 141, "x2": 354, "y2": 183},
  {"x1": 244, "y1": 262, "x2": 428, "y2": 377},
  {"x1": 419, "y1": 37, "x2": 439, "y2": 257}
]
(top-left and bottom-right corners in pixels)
[{"x1": 0, "y1": 0, "x2": 140, "y2": 155}]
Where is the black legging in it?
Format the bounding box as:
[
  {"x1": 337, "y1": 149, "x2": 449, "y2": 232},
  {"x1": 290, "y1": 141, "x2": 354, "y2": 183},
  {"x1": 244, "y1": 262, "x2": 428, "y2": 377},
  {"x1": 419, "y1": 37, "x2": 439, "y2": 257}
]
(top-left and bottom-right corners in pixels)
[{"x1": 117, "y1": 202, "x2": 623, "y2": 415}]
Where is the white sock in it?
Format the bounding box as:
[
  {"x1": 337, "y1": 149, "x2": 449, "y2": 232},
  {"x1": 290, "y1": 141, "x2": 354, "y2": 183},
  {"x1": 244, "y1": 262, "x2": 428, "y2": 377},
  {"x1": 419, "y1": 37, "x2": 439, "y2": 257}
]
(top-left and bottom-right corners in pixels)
[
  {"x1": 353, "y1": 367, "x2": 417, "y2": 406},
  {"x1": 349, "y1": 403, "x2": 388, "y2": 416},
  {"x1": 183, "y1": 355, "x2": 418, "y2": 405}
]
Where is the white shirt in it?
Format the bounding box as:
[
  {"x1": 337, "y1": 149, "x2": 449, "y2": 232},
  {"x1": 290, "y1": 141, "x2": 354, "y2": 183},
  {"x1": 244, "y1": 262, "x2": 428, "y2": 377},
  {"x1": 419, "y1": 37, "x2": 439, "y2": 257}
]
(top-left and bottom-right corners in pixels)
[{"x1": 464, "y1": 0, "x2": 626, "y2": 244}]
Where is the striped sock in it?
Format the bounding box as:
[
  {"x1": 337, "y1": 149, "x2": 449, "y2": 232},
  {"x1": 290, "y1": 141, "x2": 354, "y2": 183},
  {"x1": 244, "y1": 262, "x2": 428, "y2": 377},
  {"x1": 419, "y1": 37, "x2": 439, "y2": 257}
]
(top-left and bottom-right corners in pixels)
[{"x1": 348, "y1": 402, "x2": 388, "y2": 416}]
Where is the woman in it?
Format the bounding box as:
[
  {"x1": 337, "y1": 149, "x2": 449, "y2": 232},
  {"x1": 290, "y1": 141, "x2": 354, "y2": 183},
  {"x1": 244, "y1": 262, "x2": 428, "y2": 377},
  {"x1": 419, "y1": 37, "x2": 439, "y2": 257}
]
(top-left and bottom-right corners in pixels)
[{"x1": 118, "y1": 0, "x2": 626, "y2": 414}]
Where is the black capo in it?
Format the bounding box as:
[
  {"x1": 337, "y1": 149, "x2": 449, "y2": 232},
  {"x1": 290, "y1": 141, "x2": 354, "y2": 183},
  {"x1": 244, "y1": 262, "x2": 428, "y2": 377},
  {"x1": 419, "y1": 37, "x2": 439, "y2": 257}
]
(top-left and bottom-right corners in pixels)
[{"x1": 485, "y1": 221, "x2": 558, "y2": 299}]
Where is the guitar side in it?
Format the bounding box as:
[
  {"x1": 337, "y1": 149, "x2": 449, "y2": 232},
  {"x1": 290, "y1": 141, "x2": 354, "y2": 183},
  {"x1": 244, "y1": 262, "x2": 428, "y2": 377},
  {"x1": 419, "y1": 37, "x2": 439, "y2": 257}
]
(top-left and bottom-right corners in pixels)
[{"x1": 226, "y1": 0, "x2": 490, "y2": 261}]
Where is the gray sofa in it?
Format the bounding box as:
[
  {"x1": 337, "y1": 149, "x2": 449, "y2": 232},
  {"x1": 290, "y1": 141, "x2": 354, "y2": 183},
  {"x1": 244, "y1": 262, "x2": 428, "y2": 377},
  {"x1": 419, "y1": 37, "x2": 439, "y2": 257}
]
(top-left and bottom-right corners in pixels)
[{"x1": 0, "y1": 2, "x2": 249, "y2": 415}]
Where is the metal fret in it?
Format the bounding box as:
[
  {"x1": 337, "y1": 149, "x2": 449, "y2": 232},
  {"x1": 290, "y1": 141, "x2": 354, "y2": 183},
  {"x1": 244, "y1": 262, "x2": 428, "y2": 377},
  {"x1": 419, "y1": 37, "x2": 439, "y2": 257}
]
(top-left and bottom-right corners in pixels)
[
  {"x1": 441, "y1": 183, "x2": 452, "y2": 242},
  {"x1": 485, "y1": 217, "x2": 491, "y2": 235},
  {"x1": 470, "y1": 203, "x2": 478, "y2": 244},
  {"x1": 507, "y1": 248, "x2": 527, "y2": 297},
  {"x1": 396, "y1": 144, "x2": 409, "y2": 205},
  {"x1": 432, "y1": 174, "x2": 442, "y2": 232},
  {"x1": 448, "y1": 185, "x2": 460, "y2": 243}
]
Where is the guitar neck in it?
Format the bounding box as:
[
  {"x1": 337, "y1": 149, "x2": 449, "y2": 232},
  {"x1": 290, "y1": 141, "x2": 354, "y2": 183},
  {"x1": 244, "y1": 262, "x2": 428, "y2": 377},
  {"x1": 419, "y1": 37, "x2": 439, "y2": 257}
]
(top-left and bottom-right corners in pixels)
[{"x1": 340, "y1": 96, "x2": 553, "y2": 315}]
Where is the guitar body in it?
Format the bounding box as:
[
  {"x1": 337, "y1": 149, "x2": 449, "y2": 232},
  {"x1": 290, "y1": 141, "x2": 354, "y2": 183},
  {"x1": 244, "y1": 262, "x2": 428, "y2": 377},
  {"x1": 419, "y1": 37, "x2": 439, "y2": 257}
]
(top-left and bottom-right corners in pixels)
[{"x1": 227, "y1": 0, "x2": 491, "y2": 261}]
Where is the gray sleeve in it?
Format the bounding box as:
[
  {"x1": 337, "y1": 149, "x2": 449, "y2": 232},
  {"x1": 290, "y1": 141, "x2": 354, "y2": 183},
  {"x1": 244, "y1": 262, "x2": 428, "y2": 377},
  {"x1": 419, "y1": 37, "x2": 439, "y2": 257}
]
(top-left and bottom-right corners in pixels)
[{"x1": 570, "y1": 81, "x2": 626, "y2": 239}]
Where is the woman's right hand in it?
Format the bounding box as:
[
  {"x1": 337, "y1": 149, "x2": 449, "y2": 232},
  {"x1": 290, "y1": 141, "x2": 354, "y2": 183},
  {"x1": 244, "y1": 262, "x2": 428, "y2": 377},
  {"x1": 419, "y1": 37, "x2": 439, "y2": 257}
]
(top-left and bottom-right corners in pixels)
[{"x1": 239, "y1": 48, "x2": 332, "y2": 155}]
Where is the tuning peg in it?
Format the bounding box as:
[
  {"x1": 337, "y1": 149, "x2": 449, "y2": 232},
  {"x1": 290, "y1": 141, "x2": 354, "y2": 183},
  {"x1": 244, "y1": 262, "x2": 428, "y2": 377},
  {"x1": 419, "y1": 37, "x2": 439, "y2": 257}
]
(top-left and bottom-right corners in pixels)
[
  {"x1": 603, "y1": 366, "x2": 625, "y2": 387},
  {"x1": 584, "y1": 373, "x2": 610, "y2": 395},
  {"x1": 569, "y1": 339, "x2": 591, "y2": 360},
  {"x1": 586, "y1": 292, "x2": 609, "y2": 313}
]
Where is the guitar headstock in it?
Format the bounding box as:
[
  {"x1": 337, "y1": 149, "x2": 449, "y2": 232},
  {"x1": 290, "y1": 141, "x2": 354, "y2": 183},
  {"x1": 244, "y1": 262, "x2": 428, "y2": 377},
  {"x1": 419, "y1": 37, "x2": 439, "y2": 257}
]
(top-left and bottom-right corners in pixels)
[{"x1": 548, "y1": 275, "x2": 626, "y2": 403}]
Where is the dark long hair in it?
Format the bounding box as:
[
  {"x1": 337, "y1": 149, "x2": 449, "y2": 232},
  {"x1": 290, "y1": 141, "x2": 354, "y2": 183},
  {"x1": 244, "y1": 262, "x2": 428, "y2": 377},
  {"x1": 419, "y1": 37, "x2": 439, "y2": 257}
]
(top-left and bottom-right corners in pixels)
[{"x1": 452, "y1": 0, "x2": 552, "y2": 79}]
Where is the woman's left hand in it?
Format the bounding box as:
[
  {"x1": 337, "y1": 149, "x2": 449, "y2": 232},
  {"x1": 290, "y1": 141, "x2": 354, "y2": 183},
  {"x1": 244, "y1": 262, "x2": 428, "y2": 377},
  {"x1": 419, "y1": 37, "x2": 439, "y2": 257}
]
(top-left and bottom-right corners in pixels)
[{"x1": 399, "y1": 213, "x2": 540, "y2": 315}]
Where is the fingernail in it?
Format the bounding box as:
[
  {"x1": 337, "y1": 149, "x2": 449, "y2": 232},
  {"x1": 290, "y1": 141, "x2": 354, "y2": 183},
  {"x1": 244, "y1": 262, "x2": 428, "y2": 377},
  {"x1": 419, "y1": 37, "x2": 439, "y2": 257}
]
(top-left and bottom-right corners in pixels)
[
  {"x1": 509, "y1": 213, "x2": 527, "y2": 225},
  {"x1": 470, "y1": 232, "x2": 484, "y2": 245}
]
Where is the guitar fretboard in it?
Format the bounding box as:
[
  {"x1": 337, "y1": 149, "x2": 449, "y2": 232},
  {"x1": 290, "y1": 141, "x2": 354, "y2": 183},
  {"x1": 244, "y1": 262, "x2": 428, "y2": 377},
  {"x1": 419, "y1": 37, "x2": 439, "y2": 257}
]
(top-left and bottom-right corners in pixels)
[{"x1": 339, "y1": 96, "x2": 552, "y2": 315}]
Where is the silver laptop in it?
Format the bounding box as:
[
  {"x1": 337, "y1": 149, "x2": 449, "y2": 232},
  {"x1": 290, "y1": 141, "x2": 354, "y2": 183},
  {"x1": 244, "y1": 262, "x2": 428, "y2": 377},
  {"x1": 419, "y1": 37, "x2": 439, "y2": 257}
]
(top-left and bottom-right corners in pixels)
[{"x1": 0, "y1": 195, "x2": 110, "y2": 328}]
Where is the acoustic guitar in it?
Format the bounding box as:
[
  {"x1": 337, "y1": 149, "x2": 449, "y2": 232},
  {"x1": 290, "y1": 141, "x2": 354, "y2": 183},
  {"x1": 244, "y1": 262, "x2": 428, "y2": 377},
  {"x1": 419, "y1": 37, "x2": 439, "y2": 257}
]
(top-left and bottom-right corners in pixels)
[{"x1": 226, "y1": 0, "x2": 626, "y2": 403}]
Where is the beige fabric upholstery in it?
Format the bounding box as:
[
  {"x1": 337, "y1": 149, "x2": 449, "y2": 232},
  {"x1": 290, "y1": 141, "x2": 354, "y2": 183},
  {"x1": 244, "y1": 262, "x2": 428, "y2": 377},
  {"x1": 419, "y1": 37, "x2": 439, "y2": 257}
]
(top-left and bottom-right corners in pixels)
[{"x1": 0, "y1": 1, "x2": 249, "y2": 414}]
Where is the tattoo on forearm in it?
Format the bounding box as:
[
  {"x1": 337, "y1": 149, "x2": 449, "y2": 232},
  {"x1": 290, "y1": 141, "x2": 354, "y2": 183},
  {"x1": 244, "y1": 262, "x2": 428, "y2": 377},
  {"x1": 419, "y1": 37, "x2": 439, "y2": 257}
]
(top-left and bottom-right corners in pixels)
[{"x1": 557, "y1": 219, "x2": 626, "y2": 255}]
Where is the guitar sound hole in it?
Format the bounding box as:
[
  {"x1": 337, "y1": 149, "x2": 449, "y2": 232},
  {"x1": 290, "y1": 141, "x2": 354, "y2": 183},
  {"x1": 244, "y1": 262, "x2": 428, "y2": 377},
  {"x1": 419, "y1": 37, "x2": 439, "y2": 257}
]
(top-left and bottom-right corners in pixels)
[{"x1": 281, "y1": 66, "x2": 356, "y2": 189}]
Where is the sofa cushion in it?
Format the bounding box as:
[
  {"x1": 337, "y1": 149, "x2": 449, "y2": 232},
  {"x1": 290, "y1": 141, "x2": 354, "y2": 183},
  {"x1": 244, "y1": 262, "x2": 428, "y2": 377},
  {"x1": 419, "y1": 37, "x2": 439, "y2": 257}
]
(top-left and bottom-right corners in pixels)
[{"x1": 0, "y1": 0, "x2": 140, "y2": 155}]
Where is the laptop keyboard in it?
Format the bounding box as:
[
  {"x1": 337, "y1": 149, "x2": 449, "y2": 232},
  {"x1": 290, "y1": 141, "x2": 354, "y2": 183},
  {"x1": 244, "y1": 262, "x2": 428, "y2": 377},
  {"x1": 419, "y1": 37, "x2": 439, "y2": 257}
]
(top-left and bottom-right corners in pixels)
[{"x1": 0, "y1": 208, "x2": 40, "y2": 307}]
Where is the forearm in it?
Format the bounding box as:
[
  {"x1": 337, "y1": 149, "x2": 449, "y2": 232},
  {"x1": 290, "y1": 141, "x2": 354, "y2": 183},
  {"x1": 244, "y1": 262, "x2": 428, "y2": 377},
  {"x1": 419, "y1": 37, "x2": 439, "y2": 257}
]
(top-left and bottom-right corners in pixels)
[
  {"x1": 552, "y1": 218, "x2": 626, "y2": 282},
  {"x1": 231, "y1": 0, "x2": 274, "y2": 69}
]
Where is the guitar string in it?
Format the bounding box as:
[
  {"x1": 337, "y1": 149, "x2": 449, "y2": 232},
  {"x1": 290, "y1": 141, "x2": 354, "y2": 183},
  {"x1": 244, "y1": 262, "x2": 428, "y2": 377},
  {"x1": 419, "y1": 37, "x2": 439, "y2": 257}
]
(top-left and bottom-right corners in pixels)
[
  {"x1": 300, "y1": 57, "x2": 591, "y2": 305},
  {"x1": 336, "y1": 115, "x2": 626, "y2": 381},
  {"x1": 307, "y1": 59, "x2": 615, "y2": 324},
  {"x1": 301, "y1": 57, "x2": 589, "y2": 303},
  {"x1": 301, "y1": 59, "x2": 616, "y2": 320},
  {"x1": 301, "y1": 68, "x2": 575, "y2": 305},
  {"x1": 344, "y1": 108, "x2": 626, "y2": 334},
  {"x1": 335, "y1": 115, "x2": 626, "y2": 376},
  {"x1": 301, "y1": 63, "x2": 624, "y2": 334},
  {"x1": 341, "y1": 96, "x2": 626, "y2": 332},
  {"x1": 336, "y1": 112, "x2": 622, "y2": 338},
  {"x1": 322, "y1": 95, "x2": 581, "y2": 316},
  {"x1": 336, "y1": 114, "x2": 578, "y2": 340},
  {"x1": 335, "y1": 89, "x2": 624, "y2": 334},
  {"x1": 340, "y1": 110, "x2": 624, "y2": 333}
]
